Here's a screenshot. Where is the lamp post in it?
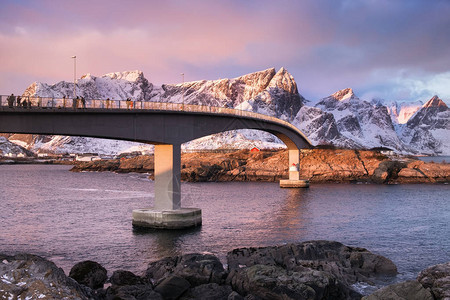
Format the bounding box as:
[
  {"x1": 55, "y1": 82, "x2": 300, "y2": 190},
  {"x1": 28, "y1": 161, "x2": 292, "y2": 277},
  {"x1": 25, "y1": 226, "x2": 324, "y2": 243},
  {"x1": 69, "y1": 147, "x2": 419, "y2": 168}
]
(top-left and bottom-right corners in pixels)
[
  {"x1": 181, "y1": 73, "x2": 184, "y2": 110},
  {"x1": 71, "y1": 56, "x2": 76, "y2": 98}
]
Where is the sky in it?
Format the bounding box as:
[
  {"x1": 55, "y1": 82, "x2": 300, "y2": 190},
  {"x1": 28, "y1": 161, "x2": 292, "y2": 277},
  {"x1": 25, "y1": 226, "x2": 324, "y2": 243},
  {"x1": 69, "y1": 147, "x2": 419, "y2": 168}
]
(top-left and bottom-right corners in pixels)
[{"x1": 1, "y1": 0, "x2": 449, "y2": 103}]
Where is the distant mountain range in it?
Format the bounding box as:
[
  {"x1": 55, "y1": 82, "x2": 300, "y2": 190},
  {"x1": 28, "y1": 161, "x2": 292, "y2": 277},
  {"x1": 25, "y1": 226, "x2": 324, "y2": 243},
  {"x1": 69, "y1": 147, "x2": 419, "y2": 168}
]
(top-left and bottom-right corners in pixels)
[{"x1": 3, "y1": 68, "x2": 449, "y2": 156}]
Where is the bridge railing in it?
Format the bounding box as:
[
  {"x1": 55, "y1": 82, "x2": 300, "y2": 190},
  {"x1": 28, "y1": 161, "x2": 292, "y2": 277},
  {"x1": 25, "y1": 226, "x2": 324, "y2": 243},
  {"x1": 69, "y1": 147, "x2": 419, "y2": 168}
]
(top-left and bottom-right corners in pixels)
[{"x1": 0, "y1": 95, "x2": 309, "y2": 142}]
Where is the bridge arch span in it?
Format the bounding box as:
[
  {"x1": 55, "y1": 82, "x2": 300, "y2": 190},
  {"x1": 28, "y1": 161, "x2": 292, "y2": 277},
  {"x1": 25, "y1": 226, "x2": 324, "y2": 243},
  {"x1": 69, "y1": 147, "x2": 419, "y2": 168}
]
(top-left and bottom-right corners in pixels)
[{"x1": 0, "y1": 108, "x2": 311, "y2": 150}]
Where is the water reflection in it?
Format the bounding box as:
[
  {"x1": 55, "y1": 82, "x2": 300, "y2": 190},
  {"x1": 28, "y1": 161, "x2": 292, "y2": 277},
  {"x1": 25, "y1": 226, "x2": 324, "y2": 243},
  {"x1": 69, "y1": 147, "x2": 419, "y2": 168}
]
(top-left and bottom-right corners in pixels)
[
  {"x1": 133, "y1": 226, "x2": 202, "y2": 261},
  {"x1": 268, "y1": 188, "x2": 309, "y2": 242}
]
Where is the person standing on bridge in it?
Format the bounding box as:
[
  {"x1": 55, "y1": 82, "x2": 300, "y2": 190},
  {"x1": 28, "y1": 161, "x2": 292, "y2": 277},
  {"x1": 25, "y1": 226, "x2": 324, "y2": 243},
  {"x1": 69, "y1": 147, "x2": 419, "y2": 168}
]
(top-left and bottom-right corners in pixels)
[
  {"x1": 126, "y1": 97, "x2": 132, "y2": 109},
  {"x1": 7, "y1": 94, "x2": 15, "y2": 108},
  {"x1": 106, "y1": 98, "x2": 111, "y2": 109},
  {"x1": 81, "y1": 96, "x2": 86, "y2": 109},
  {"x1": 16, "y1": 96, "x2": 21, "y2": 107},
  {"x1": 73, "y1": 96, "x2": 79, "y2": 110}
]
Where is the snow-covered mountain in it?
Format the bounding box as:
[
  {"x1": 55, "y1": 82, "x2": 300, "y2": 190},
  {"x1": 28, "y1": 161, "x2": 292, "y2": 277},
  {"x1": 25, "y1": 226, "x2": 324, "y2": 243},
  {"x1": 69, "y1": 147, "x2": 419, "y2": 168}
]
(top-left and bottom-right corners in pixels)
[
  {"x1": 15, "y1": 68, "x2": 304, "y2": 154},
  {"x1": 397, "y1": 96, "x2": 449, "y2": 155},
  {"x1": 0, "y1": 136, "x2": 33, "y2": 157},
  {"x1": 23, "y1": 71, "x2": 157, "y2": 101},
  {"x1": 310, "y1": 88, "x2": 410, "y2": 152},
  {"x1": 8, "y1": 69, "x2": 450, "y2": 155},
  {"x1": 292, "y1": 106, "x2": 360, "y2": 149},
  {"x1": 159, "y1": 67, "x2": 304, "y2": 121}
]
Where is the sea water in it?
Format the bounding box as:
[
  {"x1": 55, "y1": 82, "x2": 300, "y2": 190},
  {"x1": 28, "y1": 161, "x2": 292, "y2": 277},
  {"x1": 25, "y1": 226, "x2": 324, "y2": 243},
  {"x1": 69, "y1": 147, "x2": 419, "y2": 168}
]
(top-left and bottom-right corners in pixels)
[{"x1": 0, "y1": 164, "x2": 448, "y2": 289}]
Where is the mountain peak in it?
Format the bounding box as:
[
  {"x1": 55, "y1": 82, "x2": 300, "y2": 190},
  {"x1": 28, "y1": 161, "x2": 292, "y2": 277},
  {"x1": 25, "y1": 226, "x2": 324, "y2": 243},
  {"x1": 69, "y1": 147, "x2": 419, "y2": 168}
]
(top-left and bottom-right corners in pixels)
[
  {"x1": 23, "y1": 82, "x2": 39, "y2": 97},
  {"x1": 104, "y1": 70, "x2": 144, "y2": 82},
  {"x1": 234, "y1": 68, "x2": 276, "y2": 85},
  {"x1": 267, "y1": 67, "x2": 299, "y2": 94},
  {"x1": 331, "y1": 88, "x2": 355, "y2": 101},
  {"x1": 423, "y1": 95, "x2": 448, "y2": 108}
]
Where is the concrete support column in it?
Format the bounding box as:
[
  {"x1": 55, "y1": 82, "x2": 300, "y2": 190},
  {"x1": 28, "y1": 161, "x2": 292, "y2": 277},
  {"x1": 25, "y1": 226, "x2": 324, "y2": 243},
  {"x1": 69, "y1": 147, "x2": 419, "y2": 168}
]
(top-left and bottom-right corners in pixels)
[
  {"x1": 154, "y1": 144, "x2": 181, "y2": 210},
  {"x1": 280, "y1": 148, "x2": 309, "y2": 188},
  {"x1": 289, "y1": 149, "x2": 300, "y2": 181},
  {"x1": 132, "y1": 143, "x2": 202, "y2": 229}
]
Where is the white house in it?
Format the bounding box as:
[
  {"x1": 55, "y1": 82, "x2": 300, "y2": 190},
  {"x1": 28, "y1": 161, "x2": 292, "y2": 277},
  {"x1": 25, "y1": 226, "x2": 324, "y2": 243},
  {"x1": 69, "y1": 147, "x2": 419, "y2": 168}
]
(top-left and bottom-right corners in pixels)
[{"x1": 75, "y1": 153, "x2": 101, "y2": 162}]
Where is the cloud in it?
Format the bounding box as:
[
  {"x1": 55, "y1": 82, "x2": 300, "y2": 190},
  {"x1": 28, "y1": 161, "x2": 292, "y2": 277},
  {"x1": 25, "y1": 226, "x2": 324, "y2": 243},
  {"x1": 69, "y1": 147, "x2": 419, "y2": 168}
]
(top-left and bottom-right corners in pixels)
[
  {"x1": 392, "y1": 71, "x2": 450, "y2": 101},
  {"x1": 357, "y1": 70, "x2": 450, "y2": 102}
]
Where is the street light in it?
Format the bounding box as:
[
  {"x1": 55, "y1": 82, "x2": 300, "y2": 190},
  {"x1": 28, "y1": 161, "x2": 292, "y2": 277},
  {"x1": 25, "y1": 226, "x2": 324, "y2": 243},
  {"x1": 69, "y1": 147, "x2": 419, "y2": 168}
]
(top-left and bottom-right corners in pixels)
[
  {"x1": 71, "y1": 56, "x2": 76, "y2": 98},
  {"x1": 181, "y1": 73, "x2": 184, "y2": 110}
]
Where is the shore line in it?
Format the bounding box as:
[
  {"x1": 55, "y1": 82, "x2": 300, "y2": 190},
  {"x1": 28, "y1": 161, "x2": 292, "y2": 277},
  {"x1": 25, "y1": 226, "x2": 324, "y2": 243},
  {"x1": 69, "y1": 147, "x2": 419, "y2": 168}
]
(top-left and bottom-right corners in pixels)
[{"x1": 1, "y1": 240, "x2": 448, "y2": 299}]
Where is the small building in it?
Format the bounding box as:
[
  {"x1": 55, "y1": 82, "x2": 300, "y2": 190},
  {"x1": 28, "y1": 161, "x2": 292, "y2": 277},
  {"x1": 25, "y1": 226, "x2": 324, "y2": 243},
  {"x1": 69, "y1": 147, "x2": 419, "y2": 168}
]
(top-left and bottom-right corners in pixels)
[
  {"x1": 371, "y1": 147, "x2": 395, "y2": 156},
  {"x1": 75, "y1": 153, "x2": 101, "y2": 162},
  {"x1": 17, "y1": 153, "x2": 26, "y2": 158},
  {"x1": 37, "y1": 153, "x2": 49, "y2": 158},
  {"x1": 250, "y1": 147, "x2": 260, "y2": 152}
]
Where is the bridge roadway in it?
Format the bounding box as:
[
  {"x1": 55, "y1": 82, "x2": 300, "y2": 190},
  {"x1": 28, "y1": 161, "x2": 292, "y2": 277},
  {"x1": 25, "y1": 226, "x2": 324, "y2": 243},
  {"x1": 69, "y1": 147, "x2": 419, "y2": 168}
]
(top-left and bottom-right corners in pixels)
[{"x1": 0, "y1": 96, "x2": 312, "y2": 229}]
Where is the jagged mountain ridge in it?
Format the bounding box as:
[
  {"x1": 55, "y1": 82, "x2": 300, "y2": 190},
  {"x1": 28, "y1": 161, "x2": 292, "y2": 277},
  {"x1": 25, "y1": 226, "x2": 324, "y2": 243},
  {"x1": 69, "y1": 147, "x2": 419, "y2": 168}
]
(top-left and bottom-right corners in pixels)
[
  {"x1": 160, "y1": 67, "x2": 304, "y2": 120},
  {"x1": 397, "y1": 96, "x2": 449, "y2": 155},
  {"x1": 24, "y1": 68, "x2": 304, "y2": 121},
  {"x1": 292, "y1": 106, "x2": 361, "y2": 149},
  {"x1": 312, "y1": 88, "x2": 411, "y2": 152},
  {"x1": 7, "y1": 69, "x2": 449, "y2": 156},
  {"x1": 23, "y1": 71, "x2": 156, "y2": 101}
]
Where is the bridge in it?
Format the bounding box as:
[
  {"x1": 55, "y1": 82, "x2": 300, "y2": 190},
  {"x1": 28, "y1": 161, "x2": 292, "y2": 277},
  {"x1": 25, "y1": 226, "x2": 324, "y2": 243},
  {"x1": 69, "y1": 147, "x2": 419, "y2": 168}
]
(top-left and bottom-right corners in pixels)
[{"x1": 0, "y1": 95, "x2": 312, "y2": 229}]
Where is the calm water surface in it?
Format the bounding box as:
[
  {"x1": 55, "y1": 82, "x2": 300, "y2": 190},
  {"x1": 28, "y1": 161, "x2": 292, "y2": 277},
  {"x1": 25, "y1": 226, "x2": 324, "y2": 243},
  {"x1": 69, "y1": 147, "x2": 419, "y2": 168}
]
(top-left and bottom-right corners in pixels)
[
  {"x1": 416, "y1": 156, "x2": 450, "y2": 163},
  {"x1": 0, "y1": 165, "x2": 448, "y2": 286}
]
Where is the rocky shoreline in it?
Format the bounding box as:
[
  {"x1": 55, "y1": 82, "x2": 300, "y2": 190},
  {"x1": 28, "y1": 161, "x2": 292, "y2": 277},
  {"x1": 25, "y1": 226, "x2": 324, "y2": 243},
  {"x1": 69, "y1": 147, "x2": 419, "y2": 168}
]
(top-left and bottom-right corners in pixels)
[
  {"x1": 1, "y1": 241, "x2": 448, "y2": 300},
  {"x1": 69, "y1": 149, "x2": 450, "y2": 184}
]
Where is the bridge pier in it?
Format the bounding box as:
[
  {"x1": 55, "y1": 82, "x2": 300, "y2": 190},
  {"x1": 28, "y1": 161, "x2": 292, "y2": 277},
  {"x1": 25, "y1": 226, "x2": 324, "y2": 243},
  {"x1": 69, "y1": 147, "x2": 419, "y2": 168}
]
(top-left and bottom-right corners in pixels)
[
  {"x1": 132, "y1": 144, "x2": 202, "y2": 229},
  {"x1": 279, "y1": 149, "x2": 309, "y2": 188}
]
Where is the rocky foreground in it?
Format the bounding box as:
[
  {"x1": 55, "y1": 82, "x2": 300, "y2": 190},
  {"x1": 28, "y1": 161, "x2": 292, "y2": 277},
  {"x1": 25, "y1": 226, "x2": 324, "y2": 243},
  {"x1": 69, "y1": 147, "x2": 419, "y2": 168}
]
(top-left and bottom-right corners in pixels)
[
  {"x1": 1, "y1": 241, "x2": 448, "y2": 300},
  {"x1": 70, "y1": 149, "x2": 450, "y2": 184}
]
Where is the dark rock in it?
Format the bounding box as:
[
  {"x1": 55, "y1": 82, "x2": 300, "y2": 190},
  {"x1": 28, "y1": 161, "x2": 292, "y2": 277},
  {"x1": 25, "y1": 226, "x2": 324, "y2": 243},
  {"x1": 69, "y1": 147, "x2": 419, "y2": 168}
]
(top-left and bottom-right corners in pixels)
[
  {"x1": 227, "y1": 291, "x2": 245, "y2": 300},
  {"x1": 361, "y1": 280, "x2": 434, "y2": 300},
  {"x1": 227, "y1": 240, "x2": 397, "y2": 285},
  {"x1": 179, "y1": 283, "x2": 233, "y2": 300},
  {"x1": 145, "y1": 253, "x2": 227, "y2": 286},
  {"x1": 372, "y1": 160, "x2": 406, "y2": 183},
  {"x1": 227, "y1": 264, "x2": 361, "y2": 300},
  {"x1": 110, "y1": 270, "x2": 143, "y2": 286},
  {"x1": 242, "y1": 295, "x2": 263, "y2": 300},
  {"x1": 154, "y1": 275, "x2": 191, "y2": 300},
  {"x1": 71, "y1": 160, "x2": 120, "y2": 172},
  {"x1": 69, "y1": 260, "x2": 108, "y2": 289},
  {"x1": 417, "y1": 261, "x2": 450, "y2": 300},
  {"x1": 105, "y1": 283, "x2": 162, "y2": 300},
  {"x1": 0, "y1": 253, "x2": 93, "y2": 299},
  {"x1": 193, "y1": 164, "x2": 224, "y2": 182}
]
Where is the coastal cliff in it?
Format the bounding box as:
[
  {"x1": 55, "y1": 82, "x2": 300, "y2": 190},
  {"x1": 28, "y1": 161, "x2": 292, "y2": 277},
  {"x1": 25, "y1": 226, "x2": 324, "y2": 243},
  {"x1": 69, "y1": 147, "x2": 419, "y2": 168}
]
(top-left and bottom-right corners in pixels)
[{"x1": 70, "y1": 149, "x2": 450, "y2": 184}]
